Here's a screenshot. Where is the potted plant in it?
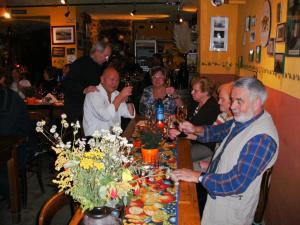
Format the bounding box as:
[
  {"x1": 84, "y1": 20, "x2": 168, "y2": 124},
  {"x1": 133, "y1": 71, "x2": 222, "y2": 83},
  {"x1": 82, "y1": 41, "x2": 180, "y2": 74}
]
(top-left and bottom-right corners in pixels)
[{"x1": 139, "y1": 127, "x2": 163, "y2": 164}]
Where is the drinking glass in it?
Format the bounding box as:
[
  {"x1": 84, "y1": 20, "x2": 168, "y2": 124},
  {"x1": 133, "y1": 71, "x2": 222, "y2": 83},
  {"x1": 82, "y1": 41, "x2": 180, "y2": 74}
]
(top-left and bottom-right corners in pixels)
[
  {"x1": 124, "y1": 75, "x2": 133, "y2": 103},
  {"x1": 176, "y1": 105, "x2": 187, "y2": 122}
]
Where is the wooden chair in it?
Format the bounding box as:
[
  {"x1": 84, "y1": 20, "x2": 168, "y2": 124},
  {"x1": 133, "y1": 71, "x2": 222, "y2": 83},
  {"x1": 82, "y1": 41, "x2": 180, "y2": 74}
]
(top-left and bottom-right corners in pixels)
[
  {"x1": 38, "y1": 192, "x2": 74, "y2": 225},
  {"x1": 69, "y1": 208, "x2": 84, "y2": 225},
  {"x1": 253, "y1": 167, "x2": 273, "y2": 224},
  {"x1": 20, "y1": 111, "x2": 50, "y2": 207}
]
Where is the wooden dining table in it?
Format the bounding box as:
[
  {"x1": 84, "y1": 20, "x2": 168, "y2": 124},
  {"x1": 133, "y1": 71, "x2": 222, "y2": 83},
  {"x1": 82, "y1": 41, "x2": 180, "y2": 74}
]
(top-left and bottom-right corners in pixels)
[
  {"x1": 0, "y1": 136, "x2": 25, "y2": 224},
  {"x1": 69, "y1": 117, "x2": 201, "y2": 225}
]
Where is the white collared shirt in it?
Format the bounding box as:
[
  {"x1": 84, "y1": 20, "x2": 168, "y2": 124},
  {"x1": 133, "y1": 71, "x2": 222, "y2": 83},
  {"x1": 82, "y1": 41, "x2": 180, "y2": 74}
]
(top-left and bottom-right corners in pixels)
[{"x1": 83, "y1": 84, "x2": 135, "y2": 136}]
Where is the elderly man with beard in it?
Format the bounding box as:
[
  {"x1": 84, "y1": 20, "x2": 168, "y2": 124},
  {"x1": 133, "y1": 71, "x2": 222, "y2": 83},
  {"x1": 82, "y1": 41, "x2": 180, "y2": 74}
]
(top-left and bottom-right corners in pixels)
[{"x1": 170, "y1": 77, "x2": 279, "y2": 225}]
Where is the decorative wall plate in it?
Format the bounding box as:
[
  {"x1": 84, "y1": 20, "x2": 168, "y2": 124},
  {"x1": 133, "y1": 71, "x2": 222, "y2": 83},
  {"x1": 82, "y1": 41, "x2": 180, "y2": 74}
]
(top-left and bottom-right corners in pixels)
[{"x1": 260, "y1": 0, "x2": 272, "y2": 47}]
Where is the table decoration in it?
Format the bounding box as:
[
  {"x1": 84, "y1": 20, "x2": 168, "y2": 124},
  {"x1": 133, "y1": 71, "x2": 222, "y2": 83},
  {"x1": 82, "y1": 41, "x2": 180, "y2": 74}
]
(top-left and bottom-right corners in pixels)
[{"x1": 36, "y1": 114, "x2": 172, "y2": 224}]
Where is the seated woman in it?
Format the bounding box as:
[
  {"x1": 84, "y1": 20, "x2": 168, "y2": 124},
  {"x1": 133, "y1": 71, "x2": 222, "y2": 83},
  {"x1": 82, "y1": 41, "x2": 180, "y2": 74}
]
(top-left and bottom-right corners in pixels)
[
  {"x1": 39, "y1": 66, "x2": 58, "y2": 97},
  {"x1": 187, "y1": 76, "x2": 220, "y2": 161},
  {"x1": 139, "y1": 66, "x2": 183, "y2": 115}
]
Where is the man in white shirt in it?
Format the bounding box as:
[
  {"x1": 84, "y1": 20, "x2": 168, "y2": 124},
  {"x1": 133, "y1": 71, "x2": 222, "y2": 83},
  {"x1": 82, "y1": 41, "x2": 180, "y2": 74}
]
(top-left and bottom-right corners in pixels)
[{"x1": 83, "y1": 67, "x2": 135, "y2": 136}]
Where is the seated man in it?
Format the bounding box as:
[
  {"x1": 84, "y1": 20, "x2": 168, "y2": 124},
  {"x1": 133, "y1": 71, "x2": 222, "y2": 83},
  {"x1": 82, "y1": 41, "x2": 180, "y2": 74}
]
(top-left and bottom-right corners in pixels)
[
  {"x1": 170, "y1": 77, "x2": 279, "y2": 225},
  {"x1": 83, "y1": 67, "x2": 135, "y2": 136}
]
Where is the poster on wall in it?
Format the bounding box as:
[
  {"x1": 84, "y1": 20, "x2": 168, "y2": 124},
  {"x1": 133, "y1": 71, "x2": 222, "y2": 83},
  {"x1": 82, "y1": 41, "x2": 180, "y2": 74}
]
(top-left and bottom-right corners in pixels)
[
  {"x1": 260, "y1": 0, "x2": 271, "y2": 47},
  {"x1": 286, "y1": 0, "x2": 300, "y2": 56},
  {"x1": 209, "y1": 16, "x2": 229, "y2": 52}
]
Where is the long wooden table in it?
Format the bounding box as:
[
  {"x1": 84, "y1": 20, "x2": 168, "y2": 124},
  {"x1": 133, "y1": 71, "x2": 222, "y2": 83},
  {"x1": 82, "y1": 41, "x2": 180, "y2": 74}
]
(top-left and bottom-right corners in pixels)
[{"x1": 69, "y1": 118, "x2": 201, "y2": 225}]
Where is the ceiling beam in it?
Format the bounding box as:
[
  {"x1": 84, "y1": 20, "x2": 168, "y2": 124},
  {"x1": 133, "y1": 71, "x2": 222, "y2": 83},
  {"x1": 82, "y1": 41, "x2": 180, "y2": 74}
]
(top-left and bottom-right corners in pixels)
[{"x1": 7, "y1": 1, "x2": 180, "y2": 8}]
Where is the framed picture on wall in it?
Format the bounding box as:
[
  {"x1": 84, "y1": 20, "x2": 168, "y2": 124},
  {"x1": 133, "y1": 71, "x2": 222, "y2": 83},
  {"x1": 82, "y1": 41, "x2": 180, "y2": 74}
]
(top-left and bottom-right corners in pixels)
[
  {"x1": 51, "y1": 26, "x2": 75, "y2": 44},
  {"x1": 274, "y1": 53, "x2": 285, "y2": 74},
  {"x1": 209, "y1": 16, "x2": 229, "y2": 52},
  {"x1": 52, "y1": 47, "x2": 65, "y2": 57},
  {"x1": 256, "y1": 45, "x2": 261, "y2": 63},
  {"x1": 250, "y1": 31, "x2": 256, "y2": 42},
  {"x1": 260, "y1": 0, "x2": 272, "y2": 47},
  {"x1": 245, "y1": 16, "x2": 251, "y2": 32},
  {"x1": 251, "y1": 16, "x2": 256, "y2": 27},
  {"x1": 248, "y1": 49, "x2": 254, "y2": 62},
  {"x1": 276, "y1": 23, "x2": 286, "y2": 42},
  {"x1": 277, "y1": 2, "x2": 282, "y2": 23},
  {"x1": 267, "y1": 38, "x2": 275, "y2": 55},
  {"x1": 286, "y1": 0, "x2": 300, "y2": 56}
]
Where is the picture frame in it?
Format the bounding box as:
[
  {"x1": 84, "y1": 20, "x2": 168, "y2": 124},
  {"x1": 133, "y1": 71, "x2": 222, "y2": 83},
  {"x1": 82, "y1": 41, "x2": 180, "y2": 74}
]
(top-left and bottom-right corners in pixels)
[
  {"x1": 248, "y1": 49, "x2": 254, "y2": 62},
  {"x1": 251, "y1": 16, "x2": 256, "y2": 27},
  {"x1": 286, "y1": 0, "x2": 300, "y2": 56},
  {"x1": 51, "y1": 26, "x2": 75, "y2": 45},
  {"x1": 209, "y1": 16, "x2": 229, "y2": 52},
  {"x1": 250, "y1": 31, "x2": 256, "y2": 43},
  {"x1": 52, "y1": 47, "x2": 65, "y2": 57},
  {"x1": 276, "y1": 23, "x2": 286, "y2": 42},
  {"x1": 256, "y1": 45, "x2": 261, "y2": 63},
  {"x1": 277, "y1": 2, "x2": 282, "y2": 23},
  {"x1": 245, "y1": 16, "x2": 251, "y2": 32},
  {"x1": 267, "y1": 38, "x2": 275, "y2": 55},
  {"x1": 274, "y1": 53, "x2": 285, "y2": 74},
  {"x1": 260, "y1": 0, "x2": 272, "y2": 47}
]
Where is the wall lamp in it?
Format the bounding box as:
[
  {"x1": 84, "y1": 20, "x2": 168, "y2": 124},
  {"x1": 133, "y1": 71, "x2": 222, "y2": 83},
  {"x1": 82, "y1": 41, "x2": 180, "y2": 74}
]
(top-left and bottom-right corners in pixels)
[{"x1": 130, "y1": 9, "x2": 136, "y2": 16}]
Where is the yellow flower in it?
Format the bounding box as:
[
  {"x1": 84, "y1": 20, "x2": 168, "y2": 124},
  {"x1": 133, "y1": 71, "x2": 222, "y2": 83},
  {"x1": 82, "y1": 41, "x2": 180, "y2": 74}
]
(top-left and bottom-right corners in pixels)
[
  {"x1": 84, "y1": 151, "x2": 105, "y2": 159},
  {"x1": 122, "y1": 169, "x2": 133, "y2": 182},
  {"x1": 93, "y1": 162, "x2": 104, "y2": 170},
  {"x1": 80, "y1": 158, "x2": 94, "y2": 169}
]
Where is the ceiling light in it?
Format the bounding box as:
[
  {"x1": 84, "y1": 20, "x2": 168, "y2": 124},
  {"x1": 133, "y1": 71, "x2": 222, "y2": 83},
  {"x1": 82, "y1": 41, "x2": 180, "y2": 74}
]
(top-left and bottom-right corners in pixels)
[
  {"x1": 61, "y1": 0, "x2": 66, "y2": 4},
  {"x1": 4, "y1": 12, "x2": 11, "y2": 19},
  {"x1": 211, "y1": 0, "x2": 225, "y2": 7},
  {"x1": 130, "y1": 9, "x2": 136, "y2": 16}
]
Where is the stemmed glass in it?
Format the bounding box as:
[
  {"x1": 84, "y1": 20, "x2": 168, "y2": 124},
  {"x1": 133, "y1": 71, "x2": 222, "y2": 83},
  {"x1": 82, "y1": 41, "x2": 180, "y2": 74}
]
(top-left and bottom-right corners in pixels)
[
  {"x1": 124, "y1": 75, "x2": 133, "y2": 103},
  {"x1": 176, "y1": 105, "x2": 188, "y2": 122}
]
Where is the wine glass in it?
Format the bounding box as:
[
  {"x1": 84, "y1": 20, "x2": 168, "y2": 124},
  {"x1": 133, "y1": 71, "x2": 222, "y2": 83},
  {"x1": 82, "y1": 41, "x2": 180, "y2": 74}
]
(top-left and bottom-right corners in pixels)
[
  {"x1": 165, "y1": 76, "x2": 172, "y2": 98},
  {"x1": 124, "y1": 75, "x2": 133, "y2": 103},
  {"x1": 176, "y1": 105, "x2": 187, "y2": 122}
]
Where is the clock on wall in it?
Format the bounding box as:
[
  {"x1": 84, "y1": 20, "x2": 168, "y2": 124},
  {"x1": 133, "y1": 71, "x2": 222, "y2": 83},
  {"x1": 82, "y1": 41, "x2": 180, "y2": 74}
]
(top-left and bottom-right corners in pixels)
[{"x1": 260, "y1": 0, "x2": 272, "y2": 47}]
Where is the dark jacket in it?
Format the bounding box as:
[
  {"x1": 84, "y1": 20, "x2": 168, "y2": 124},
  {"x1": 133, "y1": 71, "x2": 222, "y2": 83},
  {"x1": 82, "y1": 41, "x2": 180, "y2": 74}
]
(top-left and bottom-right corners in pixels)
[{"x1": 63, "y1": 55, "x2": 104, "y2": 122}]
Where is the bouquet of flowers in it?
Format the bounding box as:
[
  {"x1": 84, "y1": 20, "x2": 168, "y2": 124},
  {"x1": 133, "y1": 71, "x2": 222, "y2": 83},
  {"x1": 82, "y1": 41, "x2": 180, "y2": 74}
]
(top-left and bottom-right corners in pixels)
[{"x1": 36, "y1": 114, "x2": 144, "y2": 211}]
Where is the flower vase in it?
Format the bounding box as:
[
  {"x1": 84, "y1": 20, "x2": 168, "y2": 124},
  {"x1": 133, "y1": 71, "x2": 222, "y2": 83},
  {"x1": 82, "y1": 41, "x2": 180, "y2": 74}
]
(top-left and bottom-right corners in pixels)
[
  {"x1": 83, "y1": 206, "x2": 124, "y2": 225},
  {"x1": 141, "y1": 148, "x2": 159, "y2": 164}
]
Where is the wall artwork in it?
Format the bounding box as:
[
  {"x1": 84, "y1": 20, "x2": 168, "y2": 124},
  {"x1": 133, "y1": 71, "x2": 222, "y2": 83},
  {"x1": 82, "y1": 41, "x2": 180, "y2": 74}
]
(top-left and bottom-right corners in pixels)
[
  {"x1": 256, "y1": 45, "x2": 261, "y2": 63},
  {"x1": 249, "y1": 49, "x2": 254, "y2": 62},
  {"x1": 245, "y1": 16, "x2": 251, "y2": 32},
  {"x1": 209, "y1": 16, "x2": 229, "y2": 52},
  {"x1": 276, "y1": 23, "x2": 286, "y2": 42},
  {"x1": 52, "y1": 47, "x2": 65, "y2": 57},
  {"x1": 267, "y1": 38, "x2": 275, "y2": 55},
  {"x1": 286, "y1": 0, "x2": 300, "y2": 56},
  {"x1": 250, "y1": 31, "x2": 256, "y2": 42},
  {"x1": 51, "y1": 26, "x2": 75, "y2": 44},
  {"x1": 277, "y1": 2, "x2": 282, "y2": 23},
  {"x1": 260, "y1": 0, "x2": 272, "y2": 47},
  {"x1": 251, "y1": 16, "x2": 256, "y2": 27},
  {"x1": 274, "y1": 53, "x2": 285, "y2": 74}
]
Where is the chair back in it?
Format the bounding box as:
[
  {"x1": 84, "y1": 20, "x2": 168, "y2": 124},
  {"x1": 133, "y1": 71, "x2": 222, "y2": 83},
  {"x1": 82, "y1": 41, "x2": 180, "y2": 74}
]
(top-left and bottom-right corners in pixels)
[
  {"x1": 69, "y1": 208, "x2": 84, "y2": 225},
  {"x1": 254, "y1": 167, "x2": 273, "y2": 223},
  {"x1": 28, "y1": 111, "x2": 48, "y2": 122},
  {"x1": 38, "y1": 192, "x2": 73, "y2": 225}
]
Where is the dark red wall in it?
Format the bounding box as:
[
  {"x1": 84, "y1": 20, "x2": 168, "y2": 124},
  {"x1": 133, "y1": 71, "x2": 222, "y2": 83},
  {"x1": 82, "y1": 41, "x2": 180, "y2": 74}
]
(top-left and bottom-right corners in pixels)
[{"x1": 264, "y1": 87, "x2": 300, "y2": 225}]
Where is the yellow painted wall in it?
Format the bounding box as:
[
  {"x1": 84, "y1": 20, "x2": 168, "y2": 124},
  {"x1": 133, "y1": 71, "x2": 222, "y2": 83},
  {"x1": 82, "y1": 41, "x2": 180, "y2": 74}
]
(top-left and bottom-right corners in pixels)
[
  {"x1": 198, "y1": 0, "x2": 239, "y2": 75},
  {"x1": 237, "y1": 0, "x2": 300, "y2": 99},
  {"x1": 11, "y1": 6, "x2": 77, "y2": 69}
]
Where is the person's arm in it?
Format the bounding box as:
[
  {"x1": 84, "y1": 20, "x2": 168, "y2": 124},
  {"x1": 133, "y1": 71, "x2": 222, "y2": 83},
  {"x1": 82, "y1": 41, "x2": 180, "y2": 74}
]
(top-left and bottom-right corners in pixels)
[
  {"x1": 201, "y1": 134, "x2": 277, "y2": 198},
  {"x1": 113, "y1": 86, "x2": 133, "y2": 111},
  {"x1": 196, "y1": 120, "x2": 234, "y2": 143},
  {"x1": 119, "y1": 102, "x2": 136, "y2": 118}
]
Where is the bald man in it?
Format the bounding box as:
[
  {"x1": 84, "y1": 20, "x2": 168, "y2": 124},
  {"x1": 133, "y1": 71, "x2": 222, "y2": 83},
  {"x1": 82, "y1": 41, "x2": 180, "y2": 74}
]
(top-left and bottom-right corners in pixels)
[{"x1": 83, "y1": 67, "x2": 135, "y2": 136}]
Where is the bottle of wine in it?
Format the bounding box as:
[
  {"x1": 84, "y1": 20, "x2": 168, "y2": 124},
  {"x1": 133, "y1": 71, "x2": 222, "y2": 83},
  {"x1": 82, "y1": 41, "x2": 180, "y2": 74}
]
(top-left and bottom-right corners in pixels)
[{"x1": 155, "y1": 98, "x2": 165, "y2": 122}]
